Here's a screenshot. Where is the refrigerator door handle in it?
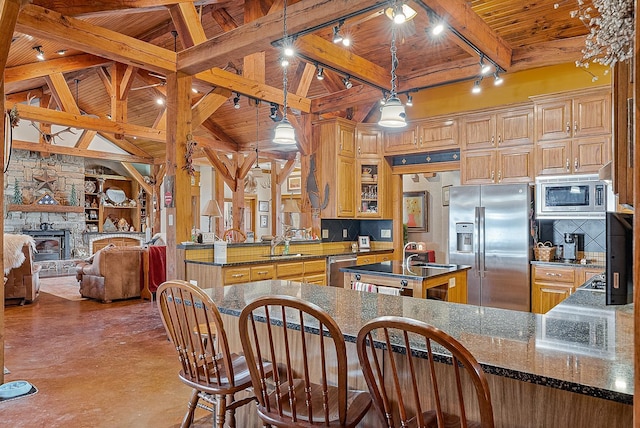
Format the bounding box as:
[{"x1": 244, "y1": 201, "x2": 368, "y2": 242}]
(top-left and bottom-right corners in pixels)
[
  {"x1": 474, "y1": 207, "x2": 480, "y2": 277},
  {"x1": 478, "y1": 206, "x2": 486, "y2": 278}
]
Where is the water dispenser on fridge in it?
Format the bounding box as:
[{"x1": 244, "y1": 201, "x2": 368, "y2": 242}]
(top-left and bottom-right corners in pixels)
[{"x1": 456, "y1": 223, "x2": 474, "y2": 253}]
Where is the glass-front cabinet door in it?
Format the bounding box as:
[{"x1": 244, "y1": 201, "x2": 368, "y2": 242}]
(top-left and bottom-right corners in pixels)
[{"x1": 356, "y1": 159, "x2": 383, "y2": 218}]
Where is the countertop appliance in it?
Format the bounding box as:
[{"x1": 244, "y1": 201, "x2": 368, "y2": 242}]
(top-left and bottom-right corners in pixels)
[
  {"x1": 535, "y1": 174, "x2": 609, "y2": 219},
  {"x1": 562, "y1": 233, "x2": 580, "y2": 262},
  {"x1": 327, "y1": 254, "x2": 357, "y2": 287},
  {"x1": 449, "y1": 183, "x2": 532, "y2": 311}
]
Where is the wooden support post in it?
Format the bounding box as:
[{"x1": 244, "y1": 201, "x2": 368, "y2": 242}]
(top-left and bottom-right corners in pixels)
[{"x1": 165, "y1": 72, "x2": 193, "y2": 279}]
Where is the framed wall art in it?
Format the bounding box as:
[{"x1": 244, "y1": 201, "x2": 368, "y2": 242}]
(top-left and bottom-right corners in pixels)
[
  {"x1": 287, "y1": 176, "x2": 301, "y2": 192},
  {"x1": 403, "y1": 191, "x2": 428, "y2": 231},
  {"x1": 258, "y1": 200, "x2": 269, "y2": 212},
  {"x1": 260, "y1": 215, "x2": 268, "y2": 228}
]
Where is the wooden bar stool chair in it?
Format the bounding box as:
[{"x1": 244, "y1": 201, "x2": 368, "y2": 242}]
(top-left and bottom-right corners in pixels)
[
  {"x1": 239, "y1": 295, "x2": 372, "y2": 427},
  {"x1": 157, "y1": 280, "x2": 263, "y2": 428},
  {"x1": 356, "y1": 316, "x2": 494, "y2": 428}
]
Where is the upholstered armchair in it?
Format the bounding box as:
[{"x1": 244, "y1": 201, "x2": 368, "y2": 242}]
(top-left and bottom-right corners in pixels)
[
  {"x1": 75, "y1": 245, "x2": 145, "y2": 303},
  {"x1": 4, "y1": 234, "x2": 41, "y2": 304}
]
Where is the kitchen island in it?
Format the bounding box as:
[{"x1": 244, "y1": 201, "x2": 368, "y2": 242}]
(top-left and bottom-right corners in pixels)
[
  {"x1": 341, "y1": 261, "x2": 470, "y2": 303},
  {"x1": 204, "y1": 280, "x2": 632, "y2": 427}
]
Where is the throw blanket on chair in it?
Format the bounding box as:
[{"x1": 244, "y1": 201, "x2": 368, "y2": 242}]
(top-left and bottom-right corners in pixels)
[{"x1": 4, "y1": 234, "x2": 36, "y2": 274}]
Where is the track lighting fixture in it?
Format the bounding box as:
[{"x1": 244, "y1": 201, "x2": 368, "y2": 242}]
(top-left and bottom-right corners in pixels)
[
  {"x1": 156, "y1": 97, "x2": 165, "y2": 105},
  {"x1": 479, "y1": 55, "x2": 492, "y2": 75},
  {"x1": 471, "y1": 80, "x2": 482, "y2": 94},
  {"x1": 332, "y1": 25, "x2": 343, "y2": 44},
  {"x1": 283, "y1": 45, "x2": 295, "y2": 57},
  {"x1": 406, "y1": 94, "x2": 413, "y2": 107},
  {"x1": 280, "y1": 57, "x2": 290, "y2": 67},
  {"x1": 493, "y1": 72, "x2": 504, "y2": 86},
  {"x1": 269, "y1": 103, "x2": 278, "y2": 120},
  {"x1": 56, "y1": 50, "x2": 66, "y2": 55},
  {"x1": 316, "y1": 65, "x2": 324, "y2": 80},
  {"x1": 385, "y1": 2, "x2": 417, "y2": 24},
  {"x1": 343, "y1": 76, "x2": 353, "y2": 89},
  {"x1": 33, "y1": 46, "x2": 44, "y2": 61},
  {"x1": 392, "y1": 2, "x2": 406, "y2": 24},
  {"x1": 233, "y1": 93, "x2": 241, "y2": 109},
  {"x1": 431, "y1": 21, "x2": 445, "y2": 36}
]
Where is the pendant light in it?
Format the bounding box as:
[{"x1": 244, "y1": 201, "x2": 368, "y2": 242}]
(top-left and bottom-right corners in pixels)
[
  {"x1": 273, "y1": 0, "x2": 297, "y2": 145},
  {"x1": 378, "y1": 8, "x2": 407, "y2": 128},
  {"x1": 254, "y1": 100, "x2": 262, "y2": 172}
]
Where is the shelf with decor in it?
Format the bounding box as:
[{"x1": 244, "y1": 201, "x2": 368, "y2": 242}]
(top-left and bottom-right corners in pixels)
[{"x1": 84, "y1": 174, "x2": 141, "y2": 233}]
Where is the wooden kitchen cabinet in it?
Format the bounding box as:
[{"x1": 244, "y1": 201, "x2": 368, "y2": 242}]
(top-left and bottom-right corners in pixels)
[
  {"x1": 357, "y1": 254, "x2": 376, "y2": 265},
  {"x1": 356, "y1": 124, "x2": 382, "y2": 157},
  {"x1": 461, "y1": 144, "x2": 534, "y2": 184},
  {"x1": 461, "y1": 105, "x2": 533, "y2": 151},
  {"x1": 416, "y1": 117, "x2": 459, "y2": 151},
  {"x1": 536, "y1": 135, "x2": 610, "y2": 175},
  {"x1": 315, "y1": 118, "x2": 357, "y2": 218},
  {"x1": 532, "y1": 264, "x2": 604, "y2": 313},
  {"x1": 534, "y1": 88, "x2": 611, "y2": 141},
  {"x1": 356, "y1": 158, "x2": 392, "y2": 218},
  {"x1": 383, "y1": 126, "x2": 418, "y2": 154}
]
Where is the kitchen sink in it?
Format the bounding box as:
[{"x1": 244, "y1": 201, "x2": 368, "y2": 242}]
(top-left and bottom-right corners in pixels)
[
  {"x1": 410, "y1": 262, "x2": 456, "y2": 269},
  {"x1": 263, "y1": 253, "x2": 309, "y2": 259}
]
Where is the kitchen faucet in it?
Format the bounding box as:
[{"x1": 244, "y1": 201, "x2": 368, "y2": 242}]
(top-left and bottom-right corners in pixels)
[
  {"x1": 270, "y1": 236, "x2": 288, "y2": 256},
  {"x1": 403, "y1": 241, "x2": 418, "y2": 267}
]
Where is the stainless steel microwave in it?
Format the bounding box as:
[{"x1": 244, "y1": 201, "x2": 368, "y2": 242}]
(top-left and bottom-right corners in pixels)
[{"x1": 535, "y1": 174, "x2": 608, "y2": 219}]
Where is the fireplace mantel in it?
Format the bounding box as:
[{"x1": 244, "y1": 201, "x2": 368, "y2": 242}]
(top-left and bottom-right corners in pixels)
[{"x1": 8, "y1": 204, "x2": 84, "y2": 213}]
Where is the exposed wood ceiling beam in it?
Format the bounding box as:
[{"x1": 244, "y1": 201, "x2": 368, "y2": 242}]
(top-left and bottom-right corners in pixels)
[
  {"x1": 191, "y1": 87, "x2": 233, "y2": 127},
  {"x1": 509, "y1": 36, "x2": 586, "y2": 72},
  {"x1": 44, "y1": 73, "x2": 81, "y2": 114},
  {"x1": 30, "y1": 0, "x2": 221, "y2": 17},
  {"x1": 415, "y1": 0, "x2": 512, "y2": 71},
  {"x1": 4, "y1": 54, "x2": 110, "y2": 84},
  {"x1": 16, "y1": 4, "x2": 177, "y2": 75},
  {"x1": 200, "y1": 118, "x2": 239, "y2": 148},
  {"x1": 177, "y1": 0, "x2": 388, "y2": 75},
  {"x1": 97, "y1": 132, "x2": 154, "y2": 158},
  {"x1": 7, "y1": 101, "x2": 167, "y2": 142},
  {"x1": 191, "y1": 134, "x2": 237, "y2": 155},
  {"x1": 12, "y1": 139, "x2": 154, "y2": 164},
  {"x1": 295, "y1": 34, "x2": 391, "y2": 90},
  {"x1": 169, "y1": 2, "x2": 207, "y2": 47},
  {"x1": 195, "y1": 68, "x2": 311, "y2": 112},
  {"x1": 121, "y1": 162, "x2": 153, "y2": 195}
]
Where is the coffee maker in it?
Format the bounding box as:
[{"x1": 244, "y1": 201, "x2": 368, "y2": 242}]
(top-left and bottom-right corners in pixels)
[{"x1": 562, "y1": 233, "x2": 580, "y2": 262}]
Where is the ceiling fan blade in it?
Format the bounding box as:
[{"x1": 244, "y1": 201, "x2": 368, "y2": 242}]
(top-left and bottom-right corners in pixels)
[
  {"x1": 147, "y1": 72, "x2": 167, "y2": 80},
  {"x1": 131, "y1": 82, "x2": 166, "y2": 91}
]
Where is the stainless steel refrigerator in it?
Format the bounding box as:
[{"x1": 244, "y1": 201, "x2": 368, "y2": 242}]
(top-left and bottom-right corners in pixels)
[{"x1": 448, "y1": 184, "x2": 532, "y2": 311}]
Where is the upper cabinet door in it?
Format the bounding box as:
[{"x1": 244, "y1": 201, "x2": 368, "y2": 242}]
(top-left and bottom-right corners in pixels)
[
  {"x1": 496, "y1": 107, "x2": 534, "y2": 147},
  {"x1": 417, "y1": 118, "x2": 459, "y2": 151},
  {"x1": 355, "y1": 125, "x2": 382, "y2": 157},
  {"x1": 461, "y1": 113, "x2": 496, "y2": 150},
  {"x1": 535, "y1": 99, "x2": 572, "y2": 141},
  {"x1": 383, "y1": 127, "x2": 418, "y2": 154},
  {"x1": 337, "y1": 120, "x2": 356, "y2": 157},
  {"x1": 572, "y1": 92, "x2": 612, "y2": 138}
]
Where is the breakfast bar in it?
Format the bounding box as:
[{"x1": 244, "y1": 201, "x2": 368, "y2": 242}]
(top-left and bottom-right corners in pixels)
[{"x1": 205, "y1": 280, "x2": 632, "y2": 427}]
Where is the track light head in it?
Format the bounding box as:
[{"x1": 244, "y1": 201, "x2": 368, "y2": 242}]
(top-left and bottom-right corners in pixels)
[
  {"x1": 471, "y1": 80, "x2": 482, "y2": 94},
  {"x1": 392, "y1": 3, "x2": 407, "y2": 24},
  {"x1": 316, "y1": 66, "x2": 324, "y2": 80},
  {"x1": 33, "y1": 46, "x2": 45, "y2": 61},
  {"x1": 233, "y1": 94, "x2": 241, "y2": 109},
  {"x1": 343, "y1": 76, "x2": 353, "y2": 89},
  {"x1": 406, "y1": 94, "x2": 413, "y2": 107},
  {"x1": 479, "y1": 56, "x2": 492, "y2": 75},
  {"x1": 493, "y1": 72, "x2": 504, "y2": 86},
  {"x1": 332, "y1": 25, "x2": 343, "y2": 44},
  {"x1": 269, "y1": 103, "x2": 279, "y2": 120}
]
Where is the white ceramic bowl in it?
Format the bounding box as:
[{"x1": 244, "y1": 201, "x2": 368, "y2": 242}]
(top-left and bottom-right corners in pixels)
[{"x1": 0, "y1": 380, "x2": 32, "y2": 398}]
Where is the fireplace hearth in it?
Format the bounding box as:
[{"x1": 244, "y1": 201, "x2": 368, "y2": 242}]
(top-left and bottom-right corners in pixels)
[{"x1": 22, "y1": 229, "x2": 71, "y2": 261}]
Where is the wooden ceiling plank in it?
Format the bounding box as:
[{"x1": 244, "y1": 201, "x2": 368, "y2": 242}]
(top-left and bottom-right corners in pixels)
[
  {"x1": 44, "y1": 73, "x2": 82, "y2": 115},
  {"x1": 416, "y1": 0, "x2": 512, "y2": 70},
  {"x1": 7, "y1": 101, "x2": 167, "y2": 142},
  {"x1": 210, "y1": 7, "x2": 238, "y2": 32},
  {"x1": 30, "y1": 0, "x2": 221, "y2": 16},
  {"x1": 192, "y1": 134, "x2": 237, "y2": 154},
  {"x1": 121, "y1": 162, "x2": 153, "y2": 195},
  {"x1": 311, "y1": 84, "x2": 379, "y2": 114},
  {"x1": 296, "y1": 34, "x2": 391, "y2": 89},
  {"x1": 75, "y1": 129, "x2": 97, "y2": 149},
  {"x1": 0, "y1": 0, "x2": 20, "y2": 73},
  {"x1": 509, "y1": 36, "x2": 586, "y2": 72},
  {"x1": 177, "y1": 0, "x2": 388, "y2": 75},
  {"x1": 97, "y1": 132, "x2": 153, "y2": 158},
  {"x1": 169, "y1": 2, "x2": 208, "y2": 47},
  {"x1": 192, "y1": 87, "x2": 232, "y2": 127},
  {"x1": 195, "y1": 67, "x2": 311, "y2": 112},
  {"x1": 96, "y1": 66, "x2": 113, "y2": 97},
  {"x1": 16, "y1": 4, "x2": 177, "y2": 75},
  {"x1": 5, "y1": 54, "x2": 110, "y2": 84},
  {"x1": 12, "y1": 139, "x2": 154, "y2": 164},
  {"x1": 201, "y1": 117, "x2": 239, "y2": 147}
]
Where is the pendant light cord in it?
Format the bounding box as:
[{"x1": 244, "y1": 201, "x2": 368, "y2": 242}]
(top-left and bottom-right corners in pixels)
[
  {"x1": 282, "y1": 0, "x2": 289, "y2": 120},
  {"x1": 390, "y1": 26, "x2": 398, "y2": 97},
  {"x1": 255, "y1": 100, "x2": 260, "y2": 168}
]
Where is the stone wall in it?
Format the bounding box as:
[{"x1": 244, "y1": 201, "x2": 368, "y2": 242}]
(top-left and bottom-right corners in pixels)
[{"x1": 4, "y1": 150, "x2": 88, "y2": 257}]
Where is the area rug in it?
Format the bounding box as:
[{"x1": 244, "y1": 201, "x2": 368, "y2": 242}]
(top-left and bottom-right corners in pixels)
[{"x1": 39, "y1": 276, "x2": 86, "y2": 301}]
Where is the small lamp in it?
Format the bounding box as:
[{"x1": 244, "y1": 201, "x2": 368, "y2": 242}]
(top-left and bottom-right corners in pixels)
[
  {"x1": 202, "y1": 200, "x2": 222, "y2": 233},
  {"x1": 282, "y1": 198, "x2": 300, "y2": 230}
]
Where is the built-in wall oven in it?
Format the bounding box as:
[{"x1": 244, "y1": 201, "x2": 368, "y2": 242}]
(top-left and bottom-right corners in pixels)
[{"x1": 535, "y1": 174, "x2": 609, "y2": 219}]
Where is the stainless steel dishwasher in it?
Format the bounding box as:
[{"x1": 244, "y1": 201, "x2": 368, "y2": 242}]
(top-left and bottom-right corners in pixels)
[{"x1": 327, "y1": 255, "x2": 358, "y2": 287}]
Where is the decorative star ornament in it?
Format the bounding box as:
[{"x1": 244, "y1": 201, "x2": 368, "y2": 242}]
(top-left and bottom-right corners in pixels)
[{"x1": 34, "y1": 170, "x2": 57, "y2": 191}]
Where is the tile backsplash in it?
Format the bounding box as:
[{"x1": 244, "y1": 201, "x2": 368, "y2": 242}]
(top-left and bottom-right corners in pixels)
[
  {"x1": 538, "y1": 219, "x2": 605, "y2": 253},
  {"x1": 321, "y1": 219, "x2": 393, "y2": 242}
]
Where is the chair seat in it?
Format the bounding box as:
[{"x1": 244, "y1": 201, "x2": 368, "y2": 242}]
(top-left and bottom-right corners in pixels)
[
  {"x1": 258, "y1": 379, "x2": 371, "y2": 427},
  {"x1": 179, "y1": 353, "x2": 254, "y2": 396},
  {"x1": 405, "y1": 411, "x2": 481, "y2": 428}
]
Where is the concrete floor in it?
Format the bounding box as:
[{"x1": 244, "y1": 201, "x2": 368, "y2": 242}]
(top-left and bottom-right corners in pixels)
[{"x1": 1, "y1": 277, "x2": 231, "y2": 427}]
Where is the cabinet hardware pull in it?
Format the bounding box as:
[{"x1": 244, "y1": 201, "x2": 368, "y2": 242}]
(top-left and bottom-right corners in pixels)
[
  {"x1": 231, "y1": 273, "x2": 246, "y2": 278},
  {"x1": 566, "y1": 122, "x2": 570, "y2": 133},
  {"x1": 565, "y1": 158, "x2": 570, "y2": 171},
  {"x1": 491, "y1": 170, "x2": 495, "y2": 181},
  {"x1": 358, "y1": 147, "x2": 361, "y2": 155},
  {"x1": 541, "y1": 288, "x2": 567, "y2": 294},
  {"x1": 574, "y1": 157, "x2": 578, "y2": 171},
  {"x1": 491, "y1": 136, "x2": 495, "y2": 145},
  {"x1": 574, "y1": 121, "x2": 577, "y2": 132},
  {"x1": 413, "y1": 137, "x2": 417, "y2": 146},
  {"x1": 256, "y1": 271, "x2": 268, "y2": 275},
  {"x1": 498, "y1": 171, "x2": 502, "y2": 182}
]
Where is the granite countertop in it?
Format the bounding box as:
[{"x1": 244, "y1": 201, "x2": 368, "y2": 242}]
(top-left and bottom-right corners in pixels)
[
  {"x1": 531, "y1": 260, "x2": 605, "y2": 269},
  {"x1": 185, "y1": 247, "x2": 393, "y2": 267},
  {"x1": 340, "y1": 260, "x2": 471, "y2": 280},
  {"x1": 204, "y1": 280, "x2": 633, "y2": 405}
]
